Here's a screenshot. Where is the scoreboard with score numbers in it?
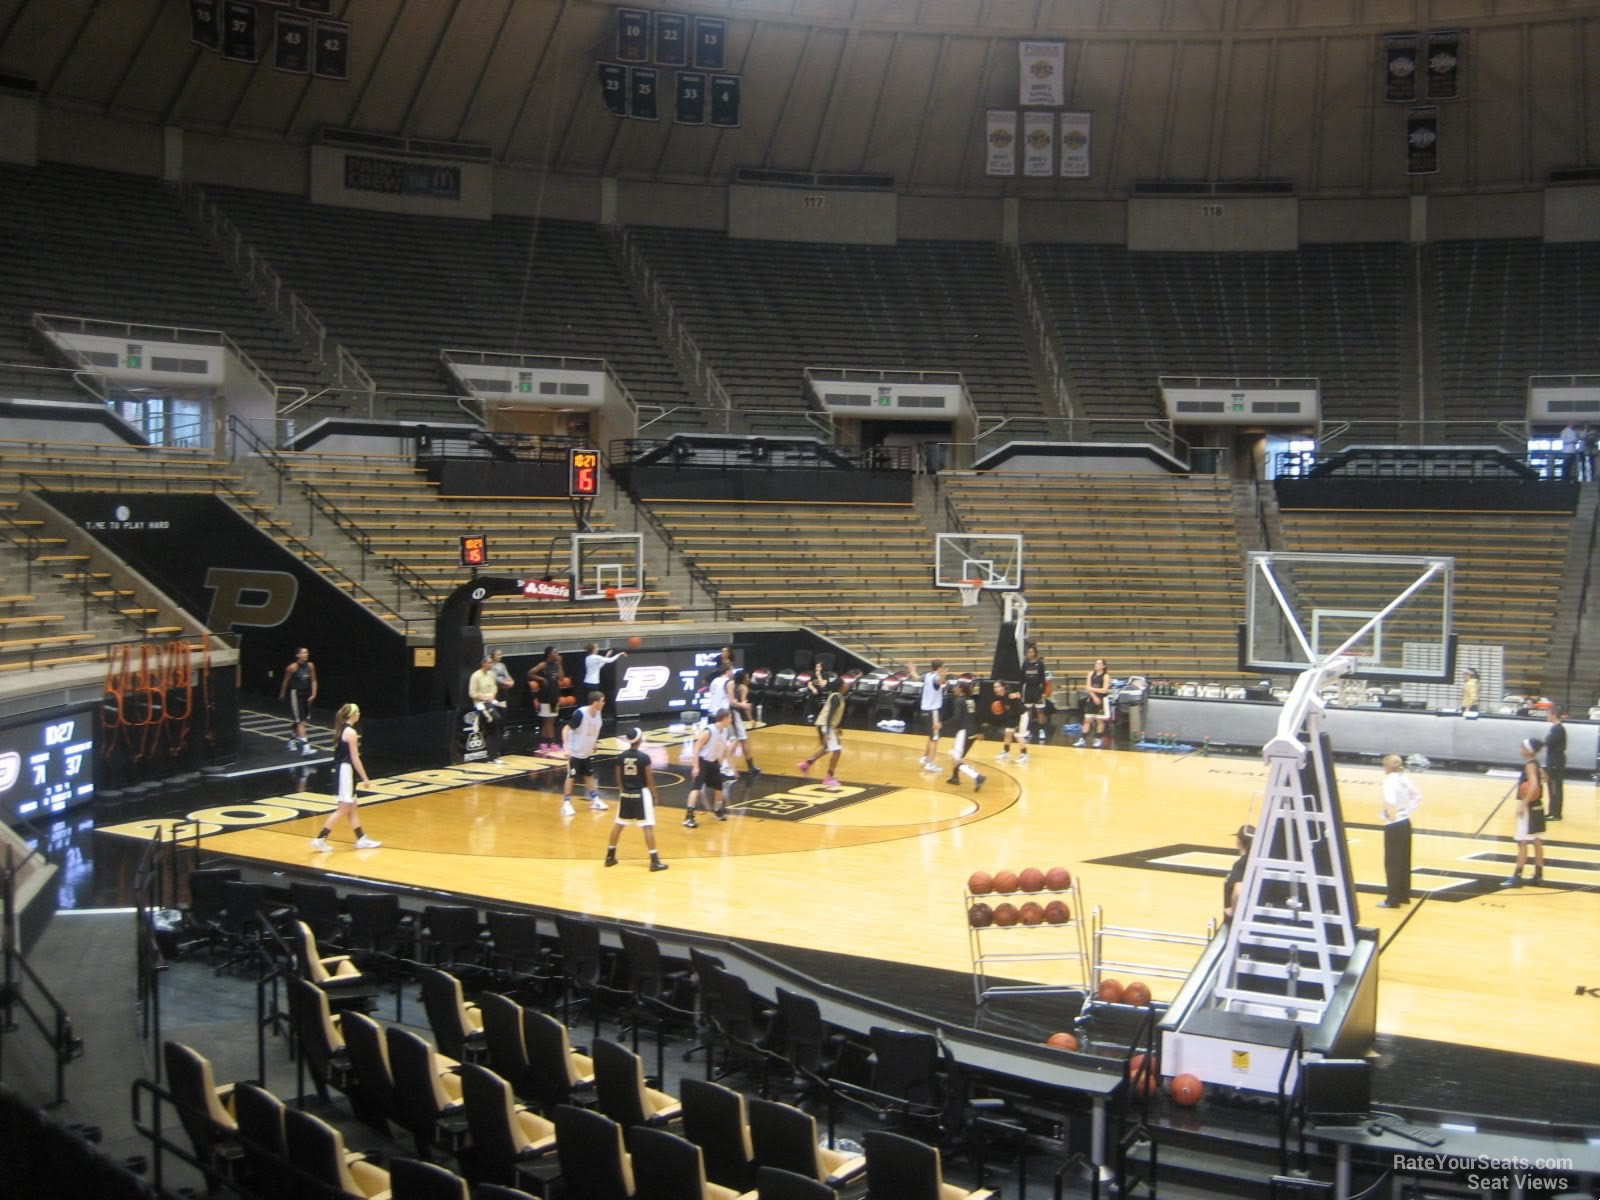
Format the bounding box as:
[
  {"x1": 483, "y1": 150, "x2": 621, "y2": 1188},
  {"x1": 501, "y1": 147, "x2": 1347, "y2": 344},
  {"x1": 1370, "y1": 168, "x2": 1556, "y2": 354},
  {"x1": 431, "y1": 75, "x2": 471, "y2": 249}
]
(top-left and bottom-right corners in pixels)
[
  {"x1": 569, "y1": 448, "x2": 601, "y2": 498},
  {"x1": 0, "y1": 708, "x2": 95, "y2": 821}
]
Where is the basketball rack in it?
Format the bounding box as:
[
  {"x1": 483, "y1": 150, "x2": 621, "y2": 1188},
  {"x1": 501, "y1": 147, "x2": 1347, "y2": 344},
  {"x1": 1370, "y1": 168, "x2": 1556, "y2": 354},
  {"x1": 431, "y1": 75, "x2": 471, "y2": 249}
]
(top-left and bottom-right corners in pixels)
[
  {"x1": 957, "y1": 578, "x2": 984, "y2": 607},
  {"x1": 607, "y1": 587, "x2": 643, "y2": 624}
]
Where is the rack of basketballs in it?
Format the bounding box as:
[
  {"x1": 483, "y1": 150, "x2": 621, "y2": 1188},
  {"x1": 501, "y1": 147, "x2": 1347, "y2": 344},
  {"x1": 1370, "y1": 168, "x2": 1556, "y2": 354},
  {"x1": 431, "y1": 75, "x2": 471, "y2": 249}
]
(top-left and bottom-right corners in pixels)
[{"x1": 964, "y1": 865, "x2": 1090, "y2": 1005}]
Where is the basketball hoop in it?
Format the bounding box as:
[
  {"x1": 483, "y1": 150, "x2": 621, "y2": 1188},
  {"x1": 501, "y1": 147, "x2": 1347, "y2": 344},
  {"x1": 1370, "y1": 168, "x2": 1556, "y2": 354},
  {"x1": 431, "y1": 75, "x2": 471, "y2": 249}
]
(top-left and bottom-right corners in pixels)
[
  {"x1": 607, "y1": 587, "x2": 644, "y2": 623},
  {"x1": 957, "y1": 579, "x2": 984, "y2": 607}
]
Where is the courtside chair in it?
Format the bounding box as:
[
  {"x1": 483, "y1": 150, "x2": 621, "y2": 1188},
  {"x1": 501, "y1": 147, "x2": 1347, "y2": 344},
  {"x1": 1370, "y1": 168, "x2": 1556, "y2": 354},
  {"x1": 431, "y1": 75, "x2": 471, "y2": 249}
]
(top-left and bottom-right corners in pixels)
[
  {"x1": 346, "y1": 892, "x2": 418, "y2": 959},
  {"x1": 389, "y1": 1156, "x2": 470, "y2": 1200},
  {"x1": 457, "y1": 1061, "x2": 558, "y2": 1192},
  {"x1": 288, "y1": 880, "x2": 346, "y2": 945},
  {"x1": 686, "y1": 947, "x2": 727, "y2": 1073},
  {"x1": 293, "y1": 918, "x2": 379, "y2": 1012},
  {"x1": 476, "y1": 1186, "x2": 541, "y2": 1200},
  {"x1": 551, "y1": 1103, "x2": 635, "y2": 1200},
  {"x1": 214, "y1": 880, "x2": 279, "y2": 975},
  {"x1": 861, "y1": 1129, "x2": 994, "y2": 1200},
  {"x1": 231, "y1": 1081, "x2": 291, "y2": 1199},
  {"x1": 555, "y1": 914, "x2": 627, "y2": 1041},
  {"x1": 678, "y1": 1076, "x2": 757, "y2": 1193},
  {"x1": 178, "y1": 867, "x2": 239, "y2": 959},
  {"x1": 773, "y1": 986, "x2": 841, "y2": 1102},
  {"x1": 712, "y1": 967, "x2": 783, "y2": 1095},
  {"x1": 339, "y1": 1009, "x2": 400, "y2": 1137},
  {"x1": 749, "y1": 1096, "x2": 867, "y2": 1193},
  {"x1": 479, "y1": 990, "x2": 540, "y2": 1104},
  {"x1": 522, "y1": 1008, "x2": 596, "y2": 1114},
  {"x1": 161, "y1": 1041, "x2": 242, "y2": 1184},
  {"x1": 283, "y1": 1106, "x2": 392, "y2": 1200},
  {"x1": 285, "y1": 975, "x2": 352, "y2": 1102},
  {"x1": 385, "y1": 1024, "x2": 469, "y2": 1160},
  {"x1": 754, "y1": 1166, "x2": 836, "y2": 1200},
  {"x1": 592, "y1": 1036, "x2": 683, "y2": 1129},
  {"x1": 618, "y1": 927, "x2": 697, "y2": 1080},
  {"x1": 627, "y1": 1125, "x2": 756, "y2": 1200},
  {"x1": 484, "y1": 909, "x2": 558, "y2": 1004},
  {"x1": 416, "y1": 962, "x2": 488, "y2": 1062},
  {"x1": 419, "y1": 904, "x2": 488, "y2": 974}
]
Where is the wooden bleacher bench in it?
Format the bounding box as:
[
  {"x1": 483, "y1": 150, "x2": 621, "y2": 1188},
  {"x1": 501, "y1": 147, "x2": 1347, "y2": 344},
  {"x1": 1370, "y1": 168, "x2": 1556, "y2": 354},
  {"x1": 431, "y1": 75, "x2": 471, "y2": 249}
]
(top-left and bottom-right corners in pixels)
[
  {"x1": 0, "y1": 630, "x2": 98, "y2": 651},
  {"x1": 0, "y1": 649, "x2": 111, "y2": 672}
]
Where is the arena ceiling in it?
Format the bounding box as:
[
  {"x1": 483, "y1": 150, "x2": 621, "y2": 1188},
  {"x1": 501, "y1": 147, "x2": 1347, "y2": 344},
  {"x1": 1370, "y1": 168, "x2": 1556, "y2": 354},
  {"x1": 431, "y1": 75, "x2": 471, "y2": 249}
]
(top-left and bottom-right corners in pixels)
[{"x1": 1, "y1": 0, "x2": 1596, "y2": 196}]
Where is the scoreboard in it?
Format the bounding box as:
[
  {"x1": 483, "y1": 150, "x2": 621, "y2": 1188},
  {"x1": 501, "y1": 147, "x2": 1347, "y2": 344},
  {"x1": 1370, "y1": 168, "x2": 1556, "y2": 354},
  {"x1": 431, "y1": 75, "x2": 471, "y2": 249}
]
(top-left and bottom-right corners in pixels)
[{"x1": 0, "y1": 708, "x2": 95, "y2": 822}]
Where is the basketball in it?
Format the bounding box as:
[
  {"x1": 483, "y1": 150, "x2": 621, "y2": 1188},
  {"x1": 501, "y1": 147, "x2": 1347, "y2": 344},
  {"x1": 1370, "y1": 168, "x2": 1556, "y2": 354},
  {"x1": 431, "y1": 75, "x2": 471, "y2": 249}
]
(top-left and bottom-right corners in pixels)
[
  {"x1": 992, "y1": 902, "x2": 1020, "y2": 927},
  {"x1": 968, "y1": 871, "x2": 994, "y2": 895},
  {"x1": 1045, "y1": 866, "x2": 1072, "y2": 890},
  {"x1": 1098, "y1": 978, "x2": 1125, "y2": 1003},
  {"x1": 627, "y1": 635, "x2": 643, "y2": 649},
  {"x1": 1043, "y1": 899, "x2": 1071, "y2": 924},
  {"x1": 1124, "y1": 981, "x2": 1152, "y2": 1006},
  {"x1": 968, "y1": 903, "x2": 994, "y2": 928},
  {"x1": 992, "y1": 870, "x2": 1020, "y2": 893},
  {"x1": 1170, "y1": 1074, "x2": 1205, "y2": 1106},
  {"x1": 1018, "y1": 867, "x2": 1045, "y2": 892},
  {"x1": 991, "y1": 699, "x2": 1008, "y2": 715},
  {"x1": 1046, "y1": 1031, "x2": 1080, "y2": 1051},
  {"x1": 1019, "y1": 901, "x2": 1045, "y2": 925},
  {"x1": 1128, "y1": 1053, "x2": 1160, "y2": 1097}
]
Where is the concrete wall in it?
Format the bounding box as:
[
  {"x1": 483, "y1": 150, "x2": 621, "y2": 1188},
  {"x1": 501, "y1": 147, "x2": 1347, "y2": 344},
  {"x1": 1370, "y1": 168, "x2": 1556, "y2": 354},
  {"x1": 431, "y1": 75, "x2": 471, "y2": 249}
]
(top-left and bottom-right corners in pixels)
[
  {"x1": 617, "y1": 180, "x2": 726, "y2": 230},
  {"x1": 308, "y1": 144, "x2": 493, "y2": 220},
  {"x1": 728, "y1": 184, "x2": 896, "y2": 245},
  {"x1": 496, "y1": 166, "x2": 603, "y2": 222},
  {"x1": 1544, "y1": 184, "x2": 1600, "y2": 243},
  {"x1": 185, "y1": 131, "x2": 305, "y2": 195},
  {"x1": 1299, "y1": 197, "x2": 1410, "y2": 244},
  {"x1": 1018, "y1": 199, "x2": 1126, "y2": 244},
  {"x1": 898, "y1": 195, "x2": 1004, "y2": 242},
  {"x1": 1128, "y1": 196, "x2": 1299, "y2": 252},
  {"x1": 1425, "y1": 191, "x2": 1544, "y2": 241},
  {"x1": 39, "y1": 107, "x2": 163, "y2": 176},
  {"x1": 0, "y1": 92, "x2": 37, "y2": 165}
]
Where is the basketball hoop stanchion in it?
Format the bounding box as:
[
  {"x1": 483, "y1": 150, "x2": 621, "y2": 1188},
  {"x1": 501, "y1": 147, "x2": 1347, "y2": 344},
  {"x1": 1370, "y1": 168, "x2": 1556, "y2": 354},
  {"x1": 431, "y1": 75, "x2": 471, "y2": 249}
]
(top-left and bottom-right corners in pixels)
[
  {"x1": 957, "y1": 579, "x2": 983, "y2": 607},
  {"x1": 607, "y1": 587, "x2": 644, "y2": 623}
]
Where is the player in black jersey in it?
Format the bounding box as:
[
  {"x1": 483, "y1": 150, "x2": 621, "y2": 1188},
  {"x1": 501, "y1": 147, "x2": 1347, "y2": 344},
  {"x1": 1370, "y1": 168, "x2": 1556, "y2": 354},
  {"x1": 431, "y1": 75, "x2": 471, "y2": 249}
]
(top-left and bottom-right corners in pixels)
[
  {"x1": 310, "y1": 703, "x2": 379, "y2": 851},
  {"x1": 278, "y1": 646, "x2": 318, "y2": 755},
  {"x1": 944, "y1": 681, "x2": 988, "y2": 791},
  {"x1": 1017, "y1": 642, "x2": 1052, "y2": 750},
  {"x1": 605, "y1": 728, "x2": 667, "y2": 872},
  {"x1": 798, "y1": 670, "x2": 848, "y2": 789},
  {"x1": 989, "y1": 680, "x2": 1029, "y2": 763}
]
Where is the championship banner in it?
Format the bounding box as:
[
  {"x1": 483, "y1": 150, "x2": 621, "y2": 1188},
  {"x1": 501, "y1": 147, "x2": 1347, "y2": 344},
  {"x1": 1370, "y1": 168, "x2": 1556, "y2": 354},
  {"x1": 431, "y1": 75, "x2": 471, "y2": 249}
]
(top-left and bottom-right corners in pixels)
[
  {"x1": 189, "y1": 0, "x2": 220, "y2": 51},
  {"x1": 1426, "y1": 30, "x2": 1460, "y2": 100},
  {"x1": 1060, "y1": 111, "x2": 1091, "y2": 178},
  {"x1": 1406, "y1": 106, "x2": 1439, "y2": 175},
  {"x1": 597, "y1": 62, "x2": 628, "y2": 116},
  {"x1": 628, "y1": 66, "x2": 659, "y2": 121},
  {"x1": 295, "y1": 0, "x2": 333, "y2": 13},
  {"x1": 221, "y1": 0, "x2": 259, "y2": 64},
  {"x1": 313, "y1": 18, "x2": 349, "y2": 80},
  {"x1": 675, "y1": 71, "x2": 706, "y2": 125},
  {"x1": 1385, "y1": 33, "x2": 1418, "y2": 103},
  {"x1": 1019, "y1": 41, "x2": 1066, "y2": 107},
  {"x1": 985, "y1": 110, "x2": 1016, "y2": 176},
  {"x1": 1023, "y1": 111, "x2": 1054, "y2": 177},
  {"x1": 273, "y1": 11, "x2": 311, "y2": 74}
]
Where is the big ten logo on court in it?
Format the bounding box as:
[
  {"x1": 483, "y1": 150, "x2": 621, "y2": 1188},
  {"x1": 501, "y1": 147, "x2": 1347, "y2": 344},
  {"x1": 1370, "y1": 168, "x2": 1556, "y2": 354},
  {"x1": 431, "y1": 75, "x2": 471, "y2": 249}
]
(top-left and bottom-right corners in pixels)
[
  {"x1": 616, "y1": 664, "x2": 672, "y2": 703},
  {"x1": 733, "y1": 781, "x2": 872, "y2": 818},
  {"x1": 203, "y1": 567, "x2": 299, "y2": 630}
]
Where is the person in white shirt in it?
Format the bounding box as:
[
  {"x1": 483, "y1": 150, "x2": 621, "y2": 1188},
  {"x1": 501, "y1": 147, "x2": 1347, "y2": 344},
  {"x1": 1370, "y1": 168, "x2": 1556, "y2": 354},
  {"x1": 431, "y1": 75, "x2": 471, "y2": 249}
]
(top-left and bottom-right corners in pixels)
[
  {"x1": 1378, "y1": 754, "x2": 1422, "y2": 908},
  {"x1": 684, "y1": 709, "x2": 735, "y2": 828},
  {"x1": 907, "y1": 659, "x2": 947, "y2": 772},
  {"x1": 583, "y1": 642, "x2": 627, "y2": 693},
  {"x1": 1560, "y1": 420, "x2": 1582, "y2": 481},
  {"x1": 560, "y1": 692, "x2": 610, "y2": 817}
]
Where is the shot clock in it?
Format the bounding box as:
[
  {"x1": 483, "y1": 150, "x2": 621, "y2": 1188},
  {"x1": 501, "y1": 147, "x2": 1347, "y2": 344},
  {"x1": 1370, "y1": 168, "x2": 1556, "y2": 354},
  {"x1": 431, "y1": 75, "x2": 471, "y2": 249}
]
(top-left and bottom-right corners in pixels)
[
  {"x1": 0, "y1": 708, "x2": 95, "y2": 821},
  {"x1": 568, "y1": 448, "x2": 601, "y2": 498},
  {"x1": 459, "y1": 533, "x2": 489, "y2": 568}
]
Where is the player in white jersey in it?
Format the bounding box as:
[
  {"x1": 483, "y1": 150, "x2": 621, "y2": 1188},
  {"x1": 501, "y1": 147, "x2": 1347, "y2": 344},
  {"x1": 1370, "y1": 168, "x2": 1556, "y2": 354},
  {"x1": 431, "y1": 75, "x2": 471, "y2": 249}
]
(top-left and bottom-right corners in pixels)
[
  {"x1": 684, "y1": 708, "x2": 735, "y2": 828},
  {"x1": 560, "y1": 692, "x2": 610, "y2": 817},
  {"x1": 906, "y1": 659, "x2": 947, "y2": 771},
  {"x1": 704, "y1": 663, "x2": 734, "y2": 716}
]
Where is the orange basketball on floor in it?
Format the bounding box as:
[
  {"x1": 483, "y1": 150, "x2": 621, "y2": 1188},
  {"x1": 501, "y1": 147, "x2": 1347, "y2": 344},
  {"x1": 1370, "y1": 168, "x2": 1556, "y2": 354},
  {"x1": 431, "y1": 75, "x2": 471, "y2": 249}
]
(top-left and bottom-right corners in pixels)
[
  {"x1": 968, "y1": 903, "x2": 994, "y2": 928},
  {"x1": 992, "y1": 870, "x2": 1020, "y2": 894},
  {"x1": 968, "y1": 871, "x2": 994, "y2": 895},
  {"x1": 1128, "y1": 1053, "x2": 1160, "y2": 1097},
  {"x1": 1018, "y1": 901, "x2": 1045, "y2": 925},
  {"x1": 627, "y1": 635, "x2": 644, "y2": 649},
  {"x1": 1018, "y1": 867, "x2": 1045, "y2": 892},
  {"x1": 1098, "y1": 978, "x2": 1125, "y2": 1003},
  {"x1": 1170, "y1": 1073, "x2": 1205, "y2": 1106},
  {"x1": 1043, "y1": 899, "x2": 1071, "y2": 924},
  {"x1": 992, "y1": 903, "x2": 1020, "y2": 927},
  {"x1": 1124, "y1": 981, "x2": 1152, "y2": 1007},
  {"x1": 1045, "y1": 866, "x2": 1072, "y2": 890},
  {"x1": 1046, "y1": 1031, "x2": 1081, "y2": 1051}
]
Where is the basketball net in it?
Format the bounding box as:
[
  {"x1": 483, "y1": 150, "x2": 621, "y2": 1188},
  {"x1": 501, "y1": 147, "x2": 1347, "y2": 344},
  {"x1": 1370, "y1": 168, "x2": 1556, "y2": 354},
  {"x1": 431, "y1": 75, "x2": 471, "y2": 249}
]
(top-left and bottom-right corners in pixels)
[
  {"x1": 957, "y1": 579, "x2": 983, "y2": 607},
  {"x1": 608, "y1": 587, "x2": 643, "y2": 623}
]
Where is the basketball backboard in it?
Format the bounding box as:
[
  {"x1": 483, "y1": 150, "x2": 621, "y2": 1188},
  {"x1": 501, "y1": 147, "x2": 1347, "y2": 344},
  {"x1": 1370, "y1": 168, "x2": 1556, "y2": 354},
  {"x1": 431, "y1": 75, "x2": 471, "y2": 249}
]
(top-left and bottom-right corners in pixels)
[
  {"x1": 935, "y1": 533, "x2": 1023, "y2": 591},
  {"x1": 1243, "y1": 551, "x2": 1454, "y2": 682},
  {"x1": 572, "y1": 532, "x2": 644, "y2": 601}
]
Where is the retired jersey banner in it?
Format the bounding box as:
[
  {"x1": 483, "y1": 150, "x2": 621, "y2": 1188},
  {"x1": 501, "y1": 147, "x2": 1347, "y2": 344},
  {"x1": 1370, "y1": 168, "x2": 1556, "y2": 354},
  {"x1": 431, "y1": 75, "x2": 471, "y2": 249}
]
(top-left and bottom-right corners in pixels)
[
  {"x1": 1019, "y1": 41, "x2": 1066, "y2": 107},
  {"x1": 1059, "y1": 111, "x2": 1091, "y2": 178},
  {"x1": 616, "y1": 9, "x2": 650, "y2": 63},
  {"x1": 312, "y1": 18, "x2": 349, "y2": 80},
  {"x1": 1385, "y1": 33, "x2": 1418, "y2": 102},
  {"x1": 597, "y1": 63, "x2": 628, "y2": 116},
  {"x1": 273, "y1": 11, "x2": 311, "y2": 74},
  {"x1": 1022, "y1": 112, "x2": 1054, "y2": 177},
  {"x1": 1426, "y1": 30, "x2": 1460, "y2": 100},
  {"x1": 1406, "y1": 106, "x2": 1439, "y2": 175},
  {"x1": 654, "y1": 12, "x2": 688, "y2": 66},
  {"x1": 628, "y1": 66, "x2": 659, "y2": 121},
  {"x1": 985, "y1": 111, "x2": 1016, "y2": 176},
  {"x1": 189, "y1": 0, "x2": 221, "y2": 51},
  {"x1": 694, "y1": 17, "x2": 726, "y2": 70},
  {"x1": 675, "y1": 71, "x2": 706, "y2": 125},
  {"x1": 709, "y1": 74, "x2": 741, "y2": 128},
  {"x1": 222, "y1": 0, "x2": 259, "y2": 63}
]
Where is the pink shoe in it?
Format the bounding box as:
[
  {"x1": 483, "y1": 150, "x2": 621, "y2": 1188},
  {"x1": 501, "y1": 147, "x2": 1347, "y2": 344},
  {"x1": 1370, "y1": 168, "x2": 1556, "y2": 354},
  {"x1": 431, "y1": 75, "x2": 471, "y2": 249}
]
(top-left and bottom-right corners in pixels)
[
  {"x1": 823, "y1": 776, "x2": 840, "y2": 790},
  {"x1": 797, "y1": 760, "x2": 812, "y2": 775}
]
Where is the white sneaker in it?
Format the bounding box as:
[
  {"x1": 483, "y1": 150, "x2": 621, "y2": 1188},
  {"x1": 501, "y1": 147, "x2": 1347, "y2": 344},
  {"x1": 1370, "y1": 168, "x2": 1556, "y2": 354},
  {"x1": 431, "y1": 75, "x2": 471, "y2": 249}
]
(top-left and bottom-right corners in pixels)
[
  {"x1": 1018, "y1": 753, "x2": 1030, "y2": 764},
  {"x1": 920, "y1": 759, "x2": 941, "y2": 773},
  {"x1": 355, "y1": 836, "x2": 381, "y2": 849},
  {"x1": 589, "y1": 797, "x2": 609, "y2": 811},
  {"x1": 286, "y1": 739, "x2": 300, "y2": 752},
  {"x1": 560, "y1": 800, "x2": 577, "y2": 817},
  {"x1": 996, "y1": 751, "x2": 1011, "y2": 763},
  {"x1": 1073, "y1": 738, "x2": 1087, "y2": 748},
  {"x1": 301, "y1": 742, "x2": 315, "y2": 756},
  {"x1": 309, "y1": 837, "x2": 330, "y2": 852}
]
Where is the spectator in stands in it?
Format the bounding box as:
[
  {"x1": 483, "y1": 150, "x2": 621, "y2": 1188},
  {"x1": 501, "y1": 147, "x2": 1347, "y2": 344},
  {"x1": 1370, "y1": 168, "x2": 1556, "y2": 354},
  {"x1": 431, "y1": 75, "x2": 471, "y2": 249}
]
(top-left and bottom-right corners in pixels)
[
  {"x1": 310, "y1": 703, "x2": 379, "y2": 851},
  {"x1": 1544, "y1": 707, "x2": 1567, "y2": 821},
  {"x1": 1077, "y1": 658, "x2": 1112, "y2": 747},
  {"x1": 1560, "y1": 420, "x2": 1583, "y2": 480},
  {"x1": 1501, "y1": 738, "x2": 1547, "y2": 887},
  {"x1": 1459, "y1": 667, "x2": 1480, "y2": 713},
  {"x1": 278, "y1": 646, "x2": 318, "y2": 756},
  {"x1": 1377, "y1": 755, "x2": 1422, "y2": 908},
  {"x1": 469, "y1": 654, "x2": 505, "y2": 762}
]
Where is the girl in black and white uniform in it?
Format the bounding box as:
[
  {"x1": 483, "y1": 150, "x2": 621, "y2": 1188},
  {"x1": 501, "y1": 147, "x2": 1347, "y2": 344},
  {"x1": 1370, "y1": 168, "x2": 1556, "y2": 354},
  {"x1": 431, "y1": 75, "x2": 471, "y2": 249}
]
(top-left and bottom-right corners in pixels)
[
  {"x1": 605, "y1": 728, "x2": 667, "y2": 872},
  {"x1": 944, "y1": 681, "x2": 987, "y2": 791},
  {"x1": 1077, "y1": 658, "x2": 1112, "y2": 747},
  {"x1": 1501, "y1": 737, "x2": 1547, "y2": 888},
  {"x1": 310, "y1": 704, "x2": 379, "y2": 851}
]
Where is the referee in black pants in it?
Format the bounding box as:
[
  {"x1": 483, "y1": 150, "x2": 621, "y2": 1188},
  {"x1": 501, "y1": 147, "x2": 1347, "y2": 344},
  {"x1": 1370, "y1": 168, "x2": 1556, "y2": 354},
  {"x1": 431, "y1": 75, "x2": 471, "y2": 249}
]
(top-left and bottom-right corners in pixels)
[
  {"x1": 1378, "y1": 754, "x2": 1422, "y2": 908},
  {"x1": 1544, "y1": 707, "x2": 1567, "y2": 820}
]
